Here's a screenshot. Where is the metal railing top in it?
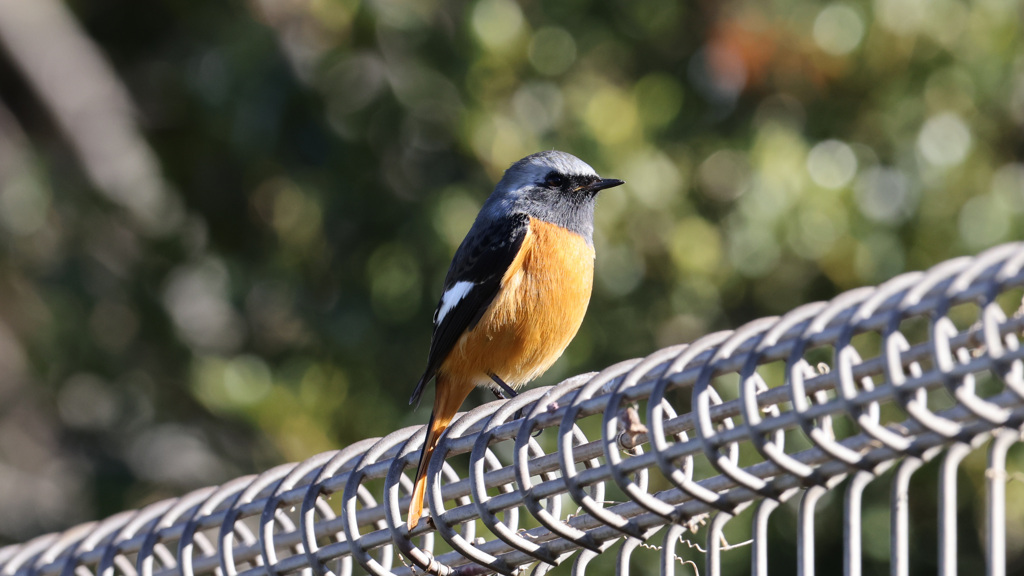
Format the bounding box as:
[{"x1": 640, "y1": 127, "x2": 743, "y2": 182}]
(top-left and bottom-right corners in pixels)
[{"x1": 3, "y1": 241, "x2": 1024, "y2": 576}]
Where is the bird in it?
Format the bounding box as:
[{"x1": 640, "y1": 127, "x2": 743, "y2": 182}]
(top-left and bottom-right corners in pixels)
[{"x1": 406, "y1": 150, "x2": 623, "y2": 529}]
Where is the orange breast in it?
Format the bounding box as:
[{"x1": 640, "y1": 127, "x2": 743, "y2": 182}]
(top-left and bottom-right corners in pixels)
[{"x1": 439, "y1": 218, "x2": 595, "y2": 389}]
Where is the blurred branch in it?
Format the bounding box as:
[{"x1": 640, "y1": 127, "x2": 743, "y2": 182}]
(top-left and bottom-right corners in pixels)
[{"x1": 0, "y1": 0, "x2": 180, "y2": 235}]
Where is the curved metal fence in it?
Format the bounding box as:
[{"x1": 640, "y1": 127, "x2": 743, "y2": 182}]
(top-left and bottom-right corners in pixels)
[{"x1": 4, "y1": 242, "x2": 1024, "y2": 576}]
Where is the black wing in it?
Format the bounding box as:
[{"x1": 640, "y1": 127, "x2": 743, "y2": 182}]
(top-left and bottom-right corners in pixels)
[{"x1": 409, "y1": 213, "x2": 530, "y2": 405}]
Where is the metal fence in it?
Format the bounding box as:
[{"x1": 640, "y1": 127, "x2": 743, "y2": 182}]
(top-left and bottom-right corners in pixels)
[{"x1": 4, "y1": 242, "x2": 1024, "y2": 576}]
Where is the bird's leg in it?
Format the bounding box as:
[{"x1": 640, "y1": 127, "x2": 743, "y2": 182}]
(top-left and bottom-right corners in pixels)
[
  {"x1": 489, "y1": 373, "x2": 524, "y2": 421},
  {"x1": 489, "y1": 373, "x2": 517, "y2": 400}
]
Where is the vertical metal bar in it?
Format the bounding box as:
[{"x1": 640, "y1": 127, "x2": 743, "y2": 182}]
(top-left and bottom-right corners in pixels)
[
  {"x1": 798, "y1": 485, "x2": 827, "y2": 576},
  {"x1": 616, "y1": 536, "x2": 648, "y2": 576},
  {"x1": 845, "y1": 471, "x2": 874, "y2": 576},
  {"x1": 987, "y1": 430, "x2": 1018, "y2": 576},
  {"x1": 753, "y1": 499, "x2": 779, "y2": 576},
  {"x1": 616, "y1": 540, "x2": 632, "y2": 576},
  {"x1": 661, "y1": 524, "x2": 688, "y2": 576},
  {"x1": 706, "y1": 512, "x2": 732, "y2": 576},
  {"x1": 891, "y1": 457, "x2": 923, "y2": 576},
  {"x1": 939, "y1": 443, "x2": 970, "y2": 576},
  {"x1": 571, "y1": 549, "x2": 598, "y2": 576}
]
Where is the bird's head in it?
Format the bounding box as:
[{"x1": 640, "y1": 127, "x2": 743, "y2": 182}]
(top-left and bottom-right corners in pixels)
[{"x1": 484, "y1": 151, "x2": 623, "y2": 239}]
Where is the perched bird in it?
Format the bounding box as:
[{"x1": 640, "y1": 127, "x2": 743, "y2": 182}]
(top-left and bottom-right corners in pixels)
[{"x1": 407, "y1": 150, "x2": 623, "y2": 529}]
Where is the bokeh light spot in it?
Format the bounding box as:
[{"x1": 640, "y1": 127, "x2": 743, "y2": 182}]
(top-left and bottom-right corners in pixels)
[
  {"x1": 433, "y1": 188, "x2": 481, "y2": 249},
  {"x1": 584, "y1": 87, "x2": 639, "y2": 145},
  {"x1": 191, "y1": 354, "x2": 273, "y2": 414},
  {"x1": 690, "y1": 44, "x2": 746, "y2": 103},
  {"x1": 814, "y1": 4, "x2": 865, "y2": 56},
  {"x1": 471, "y1": 0, "x2": 525, "y2": 52},
  {"x1": 751, "y1": 123, "x2": 807, "y2": 204},
  {"x1": 252, "y1": 178, "x2": 325, "y2": 253},
  {"x1": 787, "y1": 204, "x2": 847, "y2": 260},
  {"x1": 917, "y1": 112, "x2": 972, "y2": 167},
  {"x1": 727, "y1": 219, "x2": 780, "y2": 278},
  {"x1": 58, "y1": 374, "x2": 118, "y2": 430},
  {"x1": 469, "y1": 114, "x2": 528, "y2": 169},
  {"x1": 528, "y1": 27, "x2": 577, "y2": 76},
  {"x1": 855, "y1": 167, "x2": 918, "y2": 224},
  {"x1": 634, "y1": 74, "x2": 684, "y2": 129},
  {"x1": 596, "y1": 243, "x2": 645, "y2": 296},
  {"x1": 163, "y1": 259, "x2": 245, "y2": 353},
  {"x1": 922, "y1": 0, "x2": 967, "y2": 46},
  {"x1": 128, "y1": 424, "x2": 226, "y2": 487},
  {"x1": 669, "y1": 217, "x2": 722, "y2": 276},
  {"x1": 368, "y1": 0, "x2": 434, "y2": 29},
  {"x1": 323, "y1": 54, "x2": 388, "y2": 117},
  {"x1": 990, "y1": 162, "x2": 1024, "y2": 212},
  {"x1": 367, "y1": 243, "x2": 422, "y2": 323},
  {"x1": 310, "y1": 0, "x2": 358, "y2": 31},
  {"x1": 622, "y1": 149, "x2": 683, "y2": 209},
  {"x1": 806, "y1": 140, "x2": 858, "y2": 189},
  {"x1": 511, "y1": 82, "x2": 565, "y2": 135},
  {"x1": 876, "y1": 0, "x2": 926, "y2": 36},
  {"x1": 959, "y1": 193, "x2": 1010, "y2": 249},
  {"x1": 698, "y1": 149, "x2": 750, "y2": 201}
]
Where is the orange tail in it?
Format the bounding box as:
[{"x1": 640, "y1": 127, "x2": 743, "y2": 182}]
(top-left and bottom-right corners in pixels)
[{"x1": 408, "y1": 377, "x2": 475, "y2": 530}]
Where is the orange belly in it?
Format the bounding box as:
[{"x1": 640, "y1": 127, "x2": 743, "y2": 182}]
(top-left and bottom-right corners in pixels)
[{"x1": 438, "y1": 218, "x2": 595, "y2": 389}]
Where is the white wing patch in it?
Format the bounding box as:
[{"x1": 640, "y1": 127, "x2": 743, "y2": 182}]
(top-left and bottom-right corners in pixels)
[{"x1": 434, "y1": 281, "x2": 475, "y2": 326}]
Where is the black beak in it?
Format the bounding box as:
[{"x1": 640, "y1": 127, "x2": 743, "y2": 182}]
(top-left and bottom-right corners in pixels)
[{"x1": 586, "y1": 178, "x2": 625, "y2": 193}]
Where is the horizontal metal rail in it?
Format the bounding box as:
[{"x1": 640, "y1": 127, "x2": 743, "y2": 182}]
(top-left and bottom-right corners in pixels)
[{"x1": 3, "y1": 241, "x2": 1024, "y2": 576}]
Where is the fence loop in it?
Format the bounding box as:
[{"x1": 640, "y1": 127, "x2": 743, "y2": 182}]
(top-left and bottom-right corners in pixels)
[
  {"x1": 560, "y1": 358, "x2": 646, "y2": 539},
  {"x1": 515, "y1": 376, "x2": 604, "y2": 552},
  {"x1": 648, "y1": 331, "x2": 731, "y2": 514},
  {"x1": 299, "y1": 437, "x2": 381, "y2": 576},
  {"x1": 219, "y1": 463, "x2": 297, "y2": 576},
  {"x1": 787, "y1": 286, "x2": 876, "y2": 469},
  {"x1": 97, "y1": 499, "x2": 175, "y2": 576},
  {"x1": 426, "y1": 401, "x2": 508, "y2": 575},
  {"x1": 258, "y1": 450, "x2": 337, "y2": 576},
  {"x1": 178, "y1": 475, "x2": 258, "y2": 576},
  {"x1": 342, "y1": 428, "x2": 419, "y2": 576},
  {"x1": 694, "y1": 320, "x2": 769, "y2": 501},
  {"x1": 742, "y1": 302, "x2": 825, "y2": 483},
  {"x1": 603, "y1": 345, "x2": 688, "y2": 521},
  {"x1": 136, "y1": 486, "x2": 216, "y2": 576},
  {"x1": 470, "y1": 386, "x2": 559, "y2": 565}
]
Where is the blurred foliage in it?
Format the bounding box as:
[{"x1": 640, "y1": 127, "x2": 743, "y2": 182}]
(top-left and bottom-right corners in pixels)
[{"x1": 1, "y1": 0, "x2": 1024, "y2": 571}]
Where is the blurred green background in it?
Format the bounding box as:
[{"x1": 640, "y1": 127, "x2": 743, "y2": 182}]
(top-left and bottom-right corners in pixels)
[{"x1": 0, "y1": 0, "x2": 1023, "y2": 570}]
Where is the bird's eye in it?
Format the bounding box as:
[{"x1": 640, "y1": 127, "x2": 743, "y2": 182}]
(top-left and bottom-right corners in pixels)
[{"x1": 545, "y1": 173, "x2": 566, "y2": 188}]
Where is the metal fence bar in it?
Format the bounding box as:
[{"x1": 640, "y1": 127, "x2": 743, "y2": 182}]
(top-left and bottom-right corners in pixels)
[
  {"x1": 987, "y1": 429, "x2": 1017, "y2": 576},
  {"x1": 2, "y1": 241, "x2": 1024, "y2": 576},
  {"x1": 938, "y1": 441, "x2": 971, "y2": 576}
]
